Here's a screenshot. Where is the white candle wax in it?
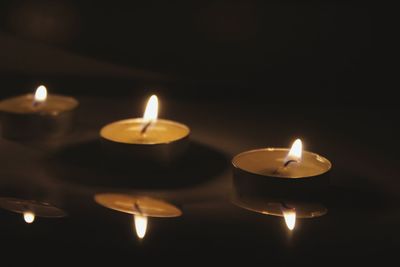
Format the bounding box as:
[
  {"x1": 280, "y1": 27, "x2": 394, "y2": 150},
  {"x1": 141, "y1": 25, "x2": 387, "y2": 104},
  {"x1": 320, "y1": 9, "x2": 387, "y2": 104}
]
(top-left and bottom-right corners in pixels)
[
  {"x1": 100, "y1": 118, "x2": 190, "y2": 145},
  {"x1": 233, "y1": 148, "x2": 331, "y2": 179}
]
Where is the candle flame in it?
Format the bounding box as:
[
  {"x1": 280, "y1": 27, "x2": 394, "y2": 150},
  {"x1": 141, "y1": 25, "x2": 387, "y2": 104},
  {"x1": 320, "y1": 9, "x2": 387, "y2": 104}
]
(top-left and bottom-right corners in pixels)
[
  {"x1": 285, "y1": 139, "x2": 302, "y2": 163},
  {"x1": 23, "y1": 211, "x2": 35, "y2": 224},
  {"x1": 134, "y1": 214, "x2": 148, "y2": 239},
  {"x1": 282, "y1": 209, "x2": 296, "y2": 231},
  {"x1": 143, "y1": 95, "x2": 158, "y2": 122},
  {"x1": 34, "y1": 85, "x2": 47, "y2": 103}
]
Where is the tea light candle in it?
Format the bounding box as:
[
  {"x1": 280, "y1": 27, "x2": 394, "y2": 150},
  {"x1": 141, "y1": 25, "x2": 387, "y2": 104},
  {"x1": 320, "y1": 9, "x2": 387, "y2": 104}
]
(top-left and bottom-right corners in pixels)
[
  {"x1": 0, "y1": 85, "x2": 79, "y2": 141},
  {"x1": 100, "y1": 95, "x2": 190, "y2": 162},
  {"x1": 232, "y1": 139, "x2": 332, "y2": 195},
  {"x1": 0, "y1": 197, "x2": 66, "y2": 224},
  {"x1": 95, "y1": 193, "x2": 182, "y2": 240}
]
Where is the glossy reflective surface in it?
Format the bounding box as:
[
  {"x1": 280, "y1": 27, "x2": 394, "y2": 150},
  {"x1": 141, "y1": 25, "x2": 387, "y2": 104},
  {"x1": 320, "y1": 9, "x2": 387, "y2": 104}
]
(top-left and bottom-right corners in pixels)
[
  {"x1": 0, "y1": 197, "x2": 66, "y2": 218},
  {"x1": 0, "y1": 96, "x2": 398, "y2": 264}
]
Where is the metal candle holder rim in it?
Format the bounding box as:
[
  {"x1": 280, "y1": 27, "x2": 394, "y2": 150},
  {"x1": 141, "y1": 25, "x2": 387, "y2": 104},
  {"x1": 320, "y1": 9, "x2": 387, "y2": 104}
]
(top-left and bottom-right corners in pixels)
[
  {"x1": 232, "y1": 147, "x2": 332, "y2": 179},
  {"x1": 100, "y1": 118, "x2": 191, "y2": 146}
]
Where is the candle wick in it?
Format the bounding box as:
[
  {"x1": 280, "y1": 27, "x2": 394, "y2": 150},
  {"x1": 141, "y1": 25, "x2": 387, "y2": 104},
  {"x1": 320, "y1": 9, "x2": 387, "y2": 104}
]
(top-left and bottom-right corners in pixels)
[
  {"x1": 134, "y1": 201, "x2": 143, "y2": 215},
  {"x1": 280, "y1": 202, "x2": 294, "y2": 210},
  {"x1": 283, "y1": 159, "x2": 297, "y2": 168},
  {"x1": 140, "y1": 121, "x2": 152, "y2": 136},
  {"x1": 273, "y1": 159, "x2": 298, "y2": 175},
  {"x1": 32, "y1": 100, "x2": 40, "y2": 108},
  {"x1": 32, "y1": 99, "x2": 46, "y2": 109}
]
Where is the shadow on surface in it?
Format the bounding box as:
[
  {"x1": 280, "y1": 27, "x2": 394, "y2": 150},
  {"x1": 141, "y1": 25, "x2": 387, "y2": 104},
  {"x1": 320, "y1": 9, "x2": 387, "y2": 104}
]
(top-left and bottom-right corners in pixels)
[{"x1": 44, "y1": 139, "x2": 229, "y2": 189}]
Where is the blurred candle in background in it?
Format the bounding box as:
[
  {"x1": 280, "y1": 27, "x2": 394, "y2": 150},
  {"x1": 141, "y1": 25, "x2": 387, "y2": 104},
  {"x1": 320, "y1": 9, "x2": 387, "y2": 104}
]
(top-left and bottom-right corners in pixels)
[{"x1": 0, "y1": 85, "x2": 78, "y2": 141}]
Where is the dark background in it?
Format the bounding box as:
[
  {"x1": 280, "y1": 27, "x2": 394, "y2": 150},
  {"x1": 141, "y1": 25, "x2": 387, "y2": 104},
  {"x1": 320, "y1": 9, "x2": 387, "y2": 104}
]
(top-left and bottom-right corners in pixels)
[
  {"x1": 1, "y1": 1, "x2": 398, "y2": 265},
  {"x1": 0, "y1": 0, "x2": 377, "y2": 104}
]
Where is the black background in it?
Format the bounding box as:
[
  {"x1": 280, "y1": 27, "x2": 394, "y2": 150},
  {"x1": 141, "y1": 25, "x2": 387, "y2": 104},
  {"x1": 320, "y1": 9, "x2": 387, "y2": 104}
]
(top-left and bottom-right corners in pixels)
[
  {"x1": 0, "y1": 0, "x2": 378, "y2": 104},
  {"x1": 1, "y1": 1, "x2": 398, "y2": 266}
]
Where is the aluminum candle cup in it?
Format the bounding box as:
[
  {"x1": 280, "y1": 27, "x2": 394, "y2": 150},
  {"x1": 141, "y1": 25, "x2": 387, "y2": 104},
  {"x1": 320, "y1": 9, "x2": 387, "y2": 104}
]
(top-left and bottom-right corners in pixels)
[
  {"x1": 100, "y1": 118, "x2": 190, "y2": 162},
  {"x1": 100, "y1": 95, "x2": 190, "y2": 163},
  {"x1": 231, "y1": 143, "x2": 329, "y2": 232},
  {"x1": 232, "y1": 146, "x2": 332, "y2": 197},
  {"x1": 0, "y1": 87, "x2": 78, "y2": 141}
]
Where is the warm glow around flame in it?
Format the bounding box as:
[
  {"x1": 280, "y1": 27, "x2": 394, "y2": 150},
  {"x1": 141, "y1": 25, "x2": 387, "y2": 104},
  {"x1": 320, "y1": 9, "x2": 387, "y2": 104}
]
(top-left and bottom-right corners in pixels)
[
  {"x1": 34, "y1": 85, "x2": 47, "y2": 103},
  {"x1": 286, "y1": 139, "x2": 303, "y2": 163},
  {"x1": 134, "y1": 214, "x2": 148, "y2": 239},
  {"x1": 143, "y1": 95, "x2": 158, "y2": 122},
  {"x1": 282, "y1": 209, "x2": 296, "y2": 231},
  {"x1": 23, "y1": 211, "x2": 35, "y2": 224}
]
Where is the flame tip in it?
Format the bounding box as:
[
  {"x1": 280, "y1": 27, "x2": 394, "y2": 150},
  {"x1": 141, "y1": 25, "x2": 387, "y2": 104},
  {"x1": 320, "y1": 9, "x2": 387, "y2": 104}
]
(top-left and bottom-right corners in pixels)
[
  {"x1": 34, "y1": 85, "x2": 48, "y2": 102},
  {"x1": 286, "y1": 138, "x2": 303, "y2": 162},
  {"x1": 143, "y1": 95, "x2": 159, "y2": 121}
]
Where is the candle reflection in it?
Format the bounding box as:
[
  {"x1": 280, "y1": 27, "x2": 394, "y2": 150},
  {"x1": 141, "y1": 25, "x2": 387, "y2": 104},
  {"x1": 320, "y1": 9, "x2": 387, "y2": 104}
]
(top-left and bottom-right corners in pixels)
[
  {"x1": 95, "y1": 194, "x2": 182, "y2": 241},
  {"x1": 134, "y1": 214, "x2": 148, "y2": 239},
  {"x1": 23, "y1": 211, "x2": 35, "y2": 224},
  {"x1": 281, "y1": 207, "x2": 296, "y2": 231},
  {"x1": 0, "y1": 197, "x2": 66, "y2": 223},
  {"x1": 232, "y1": 193, "x2": 327, "y2": 232}
]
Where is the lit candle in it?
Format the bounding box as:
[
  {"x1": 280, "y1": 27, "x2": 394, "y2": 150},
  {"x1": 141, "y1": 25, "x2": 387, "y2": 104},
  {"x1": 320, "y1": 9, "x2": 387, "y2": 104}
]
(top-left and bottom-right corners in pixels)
[
  {"x1": 0, "y1": 85, "x2": 79, "y2": 141},
  {"x1": 100, "y1": 95, "x2": 190, "y2": 162},
  {"x1": 0, "y1": 197, "x2": 67, "y2": 223},
  {"x1": 95, "y1": 193, "x2": 182, "y2": 240},
  {"x1": 232, "y1": 139, "x2": 332, "y2": 195}
]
